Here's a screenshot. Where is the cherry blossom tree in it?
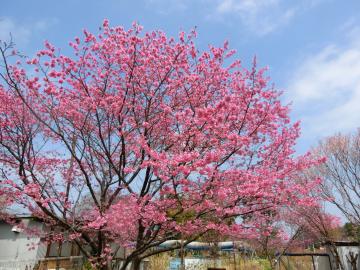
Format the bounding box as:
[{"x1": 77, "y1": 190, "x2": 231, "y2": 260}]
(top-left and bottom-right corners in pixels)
[
  {"x1": 250, "y1": 212, "x2": 289, "y2": 269},
  {"x1": 250, "y1": 206, "x2": 334, "y2": 269},
  {"x1": 0, "y1": 20, "x2": 321, "y2": 270},
  {"x1": 285, "y1": 205, "x2": 343, "y2": 269}
]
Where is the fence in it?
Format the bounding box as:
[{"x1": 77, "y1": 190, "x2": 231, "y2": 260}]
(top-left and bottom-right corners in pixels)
[
  {"x1": 277, "y1": 253, "x2": 332, "y2": 270},
  {"x1": 0, "y1": 260, "x2": 38, "y2": 270},
  {"x1": 0, "y1": 256, "x2": 84, "y2": 270}
]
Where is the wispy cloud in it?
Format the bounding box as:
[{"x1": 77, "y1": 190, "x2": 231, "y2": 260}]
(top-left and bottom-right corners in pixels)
[
  {"x1": 143, "y1": 0, "x2": 327, "y2": 36},
  {"x1": 287, "y1": 22, "x2": 360, "y2": 140},
  {"x1": 213, "y1": 0, "x2": 295, "y2": 36},
  {"x1": 211, "y1": 0, "x2": 329, "y2": 36},
  {"x1": 0, "y1": 17, "x2": 57, "y2": 47}
]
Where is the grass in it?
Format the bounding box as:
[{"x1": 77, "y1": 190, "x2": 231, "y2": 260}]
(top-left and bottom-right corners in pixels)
[
  {"x1": 147, "y1": 253, "x2": 273, "y2": 270},
  {"x1": 148, "y1": 253, "x2": 171, "y2": 270}
]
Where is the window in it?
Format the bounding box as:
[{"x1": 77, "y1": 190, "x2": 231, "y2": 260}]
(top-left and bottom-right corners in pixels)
[
  {"x1": 46, "y1": 241, "x2": 80, "y2": 257},
  {"x1": 47, "y1": 242, "x2": 61, "y2": 257}
]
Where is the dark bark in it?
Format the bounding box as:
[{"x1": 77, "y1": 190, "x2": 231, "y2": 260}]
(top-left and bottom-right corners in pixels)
[
  {"x1": 119, "y1": 257, "x2": 141, "y2": 270},
  {"x1": 119, "y1": 259, "x2": 130, "y2": 270},
  {"x1": 346, "y1": 251, "x2": 358, "y2": 270},
  {"x1": 328, "y1": 244, "x2": 345, "y2": 270},
  {"x1": 130, "y1": 257, "x2": 141, "y2": 270},
  {"x1": 99, "y1": 263, "x2": 112, "y2": 270}
]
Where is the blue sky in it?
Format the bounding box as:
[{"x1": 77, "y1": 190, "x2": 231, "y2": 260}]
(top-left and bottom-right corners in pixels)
[{"x1": 1, "y1": 0, "x2": 360, "y2": 153}]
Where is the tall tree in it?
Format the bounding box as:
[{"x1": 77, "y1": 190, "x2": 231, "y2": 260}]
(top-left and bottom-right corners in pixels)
[
  {"x1": 313, "y1": 130, "x2": 360, "y2": 225},
  {"x1": 0, "y1": 20, "x2": 321, "y2": 270}
]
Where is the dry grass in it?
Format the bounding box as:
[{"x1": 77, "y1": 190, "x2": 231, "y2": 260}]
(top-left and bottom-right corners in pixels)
[
  {"x1": 148, "y1": 253, "x2": 171, "y2": 270},
  {"x1": 278, "y1": 256, "x2": 313, "y2": 270},
  {"x1": 185, "y1": 259, "x2": 266, "y2": 270},
  {"x1": 148, "y1": 254, "x2": 271, "y2": 270}
]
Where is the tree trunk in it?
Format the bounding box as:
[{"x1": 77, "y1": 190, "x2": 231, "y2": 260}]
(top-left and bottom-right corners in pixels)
[
  {"x1": 180, "y1": 239, "x2": 185, "y2": 270},
  {"x1": 346, "y1": 251, "x2": 358, "y2": 270},
  {"x1": 119, "y1": 259, "x2": 130, "y2": 270},
  {"x1": 99, "y1": 263, "x2": 112, "y2": 270},
  {"x1": 131, "y1": 257, "x2": 142, "y2": 270},
  {"x1": 329, "y1": 244, "x2": 345, "y2": 270},
  {"x1": 119, "y1": 256, "x2": 142, "y2": 270}
]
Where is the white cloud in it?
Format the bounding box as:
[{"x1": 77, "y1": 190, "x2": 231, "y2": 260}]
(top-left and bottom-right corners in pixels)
[
  {"x1": 142, "y1": 0, "x2": 327, "y2": 36},
  {"x1": 211, "y1": 0, "x2": 330, "y2": 36},
  {"x1": 216, "y1": 0, "x2": 278, "y2": 13},
  {"x1": 0, "y1": 18, "x2": 31, "y2": 45},
  {"x1": 0, "y1": 17, "x2": 56, "y2": 47},
  {"x1": 214, "y1": 0, "x2": 295, "y2": 35},
  {"x1": 287, "y1": 25, "x2": 360, "y2": 139}
]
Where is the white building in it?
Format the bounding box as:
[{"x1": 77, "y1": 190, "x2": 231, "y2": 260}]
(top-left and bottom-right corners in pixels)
[{"x1": 0, "y1": 216, "x2": 83, "y2": 270}]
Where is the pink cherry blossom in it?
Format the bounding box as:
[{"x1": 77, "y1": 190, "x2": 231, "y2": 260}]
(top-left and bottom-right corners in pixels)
[{"x1": 0, "y1": 20, "x2": 323, "y2": 270}]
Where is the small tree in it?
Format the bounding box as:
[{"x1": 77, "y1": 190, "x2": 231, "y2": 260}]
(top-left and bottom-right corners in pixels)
[
  {"x1": 0, "y1": 20, "x2": 321, "y2": 270},
  {"x1": 251, "y1": 213, "x2": 287, "y2": 269}
]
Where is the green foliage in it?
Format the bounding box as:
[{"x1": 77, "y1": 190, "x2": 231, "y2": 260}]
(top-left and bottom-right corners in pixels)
[
  {"x1": 343, "y1": 222, "x2": 360, "y2": 241},
  {"x1": 256, "y1": 258, "x2": 272, "y2": 270},
  {"x1": 83, "y1": 260, "x2": 94, "y2": 270}
]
